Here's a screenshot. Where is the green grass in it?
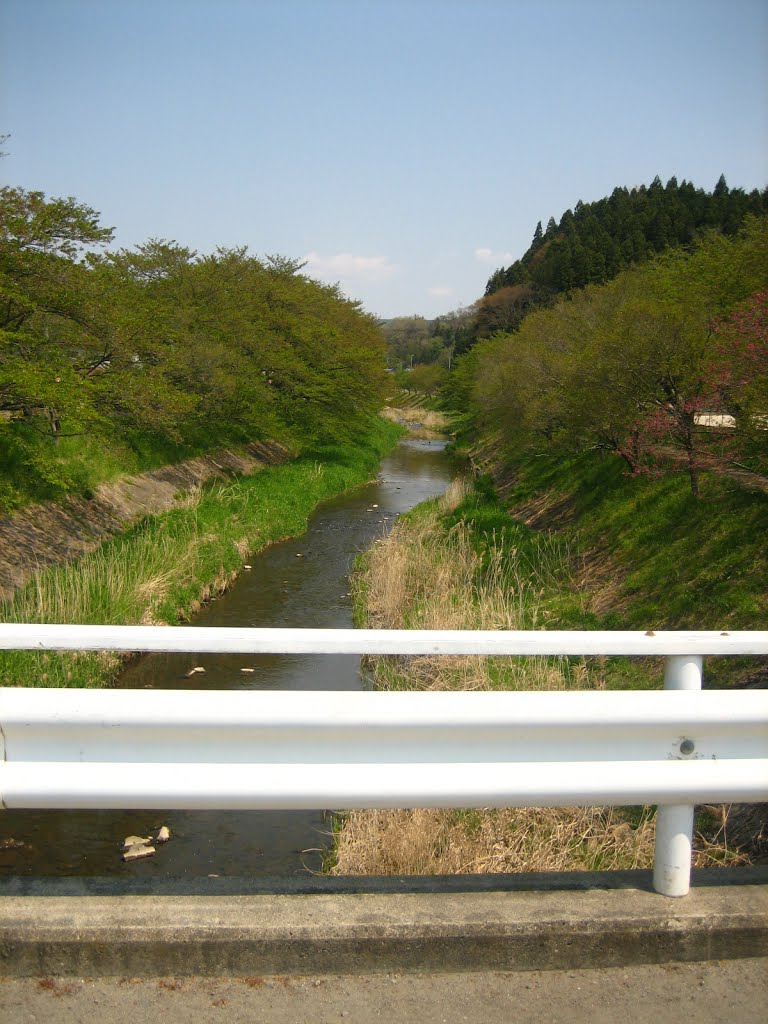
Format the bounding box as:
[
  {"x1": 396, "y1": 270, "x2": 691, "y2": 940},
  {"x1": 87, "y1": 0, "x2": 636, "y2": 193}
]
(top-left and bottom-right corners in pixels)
[
  {"x1": 491, "y1": 450, "x2": 768, "y2": 688},
  {"x1": 504, "y1": 450, "x2": 768, "y2": 630},
  {"x1": 0, "y1": 415, "x2": 293, "y2": 514},
  {"x1": 0, "y1": 417, "x2": 403, "y2": 688}
]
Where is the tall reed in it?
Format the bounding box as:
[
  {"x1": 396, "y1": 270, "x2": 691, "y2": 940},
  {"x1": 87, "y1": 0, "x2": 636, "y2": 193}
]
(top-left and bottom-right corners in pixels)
[
  {"x1": 0, "y1": 420, "x2": 402, "y2": 688},
  {"x1": 356, "y1": 479, "x2": 588, "y2": 692}
]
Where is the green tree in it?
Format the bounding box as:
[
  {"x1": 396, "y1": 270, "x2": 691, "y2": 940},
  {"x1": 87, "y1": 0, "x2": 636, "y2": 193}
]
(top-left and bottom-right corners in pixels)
[
  {"x1": 381, "y1": 316, "x2": 434, "y2": 368},
  {"x1": 482, "y1": 176, "x2": 768, "y2": 332},
  {"x1": 408, "y1": 362, "x2": 447, "y2": 396},
  {"x1": 0, "y1": 187, "x2": 115, "y2": 435},
  {"x1": 463, "y1": 219, "x2": 768, "y2": 497},
  {"x1": 0, "y1": 185, "x2": 389, "y2": 510}
]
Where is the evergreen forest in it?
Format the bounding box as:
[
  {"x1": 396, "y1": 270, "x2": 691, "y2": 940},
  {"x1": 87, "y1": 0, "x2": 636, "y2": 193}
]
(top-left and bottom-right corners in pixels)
[
  {"x1": 384, "y1": 176, "x2": 768, "y2": 382},
  {"x1": 479, "y1": 175, "x2": 767, "y2": 337}
]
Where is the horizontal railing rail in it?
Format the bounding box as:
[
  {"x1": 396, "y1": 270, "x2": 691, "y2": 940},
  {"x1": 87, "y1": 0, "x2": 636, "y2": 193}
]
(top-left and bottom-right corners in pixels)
[
  {"x1": 0, "y1": 624, "x2": 766, "y2": 899},
  {"x1": 1, "y1": 687, "x2": 764, "y2": 808},
  {"x1": 2, "y1": 623, "x2": 768, "y2": 655}
]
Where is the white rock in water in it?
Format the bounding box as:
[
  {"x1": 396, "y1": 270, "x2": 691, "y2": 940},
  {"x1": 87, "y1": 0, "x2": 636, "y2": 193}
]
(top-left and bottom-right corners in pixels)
[
  {"x1": 122, "y1": 835, "x2": 152, "y2": 850},
  {"x1": 122, "y1": 845, "x2": 156, "y2": 862},
  {"x1": 156, "y1": 826, "x2": 171, "y2": 844}
]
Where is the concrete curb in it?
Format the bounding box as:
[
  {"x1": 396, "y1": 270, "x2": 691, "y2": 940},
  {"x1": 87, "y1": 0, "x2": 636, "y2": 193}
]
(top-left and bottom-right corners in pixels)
[{"x1": 1, "y1": 882, "x2": 766, "y2": 976}]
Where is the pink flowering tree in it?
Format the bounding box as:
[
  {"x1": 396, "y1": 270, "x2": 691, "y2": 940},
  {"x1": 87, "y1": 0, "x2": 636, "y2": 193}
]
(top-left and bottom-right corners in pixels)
[{"x1": 709, "y1": 291, "x2": 768, "y2": 441}]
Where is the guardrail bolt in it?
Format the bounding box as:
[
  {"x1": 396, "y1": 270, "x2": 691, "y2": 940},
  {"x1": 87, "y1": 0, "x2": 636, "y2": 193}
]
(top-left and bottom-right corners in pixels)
[{"x1": 679, "y1": 739, "x2": 695, "y2": 756}]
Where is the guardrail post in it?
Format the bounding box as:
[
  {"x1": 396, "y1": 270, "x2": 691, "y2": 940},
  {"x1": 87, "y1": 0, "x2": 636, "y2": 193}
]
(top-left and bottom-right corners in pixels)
[{"x1": 653, "y1": 655, "x2": 703, "y2": 897}]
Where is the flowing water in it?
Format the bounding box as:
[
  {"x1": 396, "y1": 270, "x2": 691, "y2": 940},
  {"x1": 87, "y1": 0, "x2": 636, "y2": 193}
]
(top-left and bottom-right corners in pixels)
[{"x1": 0, "y1": 439, "x2": 452, "y2": 880}]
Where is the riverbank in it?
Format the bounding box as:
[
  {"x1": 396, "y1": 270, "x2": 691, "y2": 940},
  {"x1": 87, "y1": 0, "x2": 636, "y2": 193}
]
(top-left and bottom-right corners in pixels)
[
  {"x1": 0, "y1": 440, "x2": 293, "y2": 600},
  {"x1": 332, "y1": 455, "x2": 767, "y2": 875},
  {"x1": 476, "y1": 445, "x2": 768, "y2": 687},
  {"x1": 0, "y1": 418, "x2": 402, "y2": 689},
  {"x1": 380, "y1": 405, "x2": 454, "y2": 441},
  {"x1": 0, "y1": 434, "x2": 452, "y2": 881}
]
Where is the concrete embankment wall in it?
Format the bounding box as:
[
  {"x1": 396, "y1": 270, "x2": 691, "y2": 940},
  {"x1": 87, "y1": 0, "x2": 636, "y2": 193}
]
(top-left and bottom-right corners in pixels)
[
  {"x1": 0, "y1": 869, "x2": 766, "y2": 976},
  {"x1": 0, "y1": 440, "x2": 292, "y2": 600}
]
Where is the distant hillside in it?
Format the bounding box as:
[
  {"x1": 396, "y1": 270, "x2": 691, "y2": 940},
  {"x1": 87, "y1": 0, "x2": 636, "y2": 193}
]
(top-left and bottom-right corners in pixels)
[
  {"x1": 476, "y1": 175, "x2": 767, "y2": 339},
  {"x1": 487, "y1": 175, "x2": 767, "y2": 295}
]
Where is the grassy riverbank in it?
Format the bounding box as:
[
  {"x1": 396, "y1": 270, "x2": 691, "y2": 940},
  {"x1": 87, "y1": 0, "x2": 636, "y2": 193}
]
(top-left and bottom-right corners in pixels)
[
  {"x1": 502, "y1": 450, "x2": 768, "y2": 632},
  {"x1": 0, "y1": 417, "x2": 402, "y2": 688},
  {"x1": 331, "y1": 455, "x2": 766, "y2": 875}
]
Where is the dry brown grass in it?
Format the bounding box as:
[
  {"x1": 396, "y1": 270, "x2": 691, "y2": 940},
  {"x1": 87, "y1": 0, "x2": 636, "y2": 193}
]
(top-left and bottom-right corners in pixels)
[
  {"x1": 335, "y1": 484, "x2": 755, "y2": 876},
  {"x1": 332, "y1": 807, "x2": 658, "y2": 875},
  {"x1": 380, "y1": 406, "x2": 453, "y2": 439},
  {"x1": 358, "y1": 480, "x2": 587, "y2": 692},
  {"x1": 331, "y1": 805, "x2": 753, "y2": 876},
  {"x1": 172, "y1": 484, "x2": 204, "y2": 510},
  {"x1": 234, "y1": 536, "x2": 251, "y2": 559}
]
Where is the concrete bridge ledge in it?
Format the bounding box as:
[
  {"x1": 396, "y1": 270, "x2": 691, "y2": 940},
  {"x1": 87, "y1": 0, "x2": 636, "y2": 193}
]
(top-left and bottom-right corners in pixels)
[{"x1": 0, "y1": 871, "x2": 766, "y2": 977}]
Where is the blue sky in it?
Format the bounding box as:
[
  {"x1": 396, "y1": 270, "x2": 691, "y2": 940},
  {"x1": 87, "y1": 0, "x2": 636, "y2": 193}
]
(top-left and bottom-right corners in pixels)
[{"x1": 1, "y1": 0, "x2": 766, "y2": 319}]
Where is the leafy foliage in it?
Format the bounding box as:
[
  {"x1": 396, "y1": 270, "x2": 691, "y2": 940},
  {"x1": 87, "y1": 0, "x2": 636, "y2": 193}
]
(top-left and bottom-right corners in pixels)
[
  {"x1": 384, "y1": 176, "x2": 768, "y2": 375},
  {"x1": 0, "y1": 186, "x2": 387, "y2": 512},
  {"x1": 381, "y1": 307, "x2": 475, "y2": 372},
  {"x1": 457, "y1": 218, "x2": 768, "y2": 496}
]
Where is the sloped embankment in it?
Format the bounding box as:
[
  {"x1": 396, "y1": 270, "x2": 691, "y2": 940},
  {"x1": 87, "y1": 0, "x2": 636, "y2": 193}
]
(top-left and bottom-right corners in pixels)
[
  {"x1": 467, "y1": 435, "x2": 768, "y2": 641},
  {"x1": 0, "y1": 440, "x2": 291, "y2": 600},
  {"x1": 334, "y1": 482, "x2": 662, "y2": 875}
]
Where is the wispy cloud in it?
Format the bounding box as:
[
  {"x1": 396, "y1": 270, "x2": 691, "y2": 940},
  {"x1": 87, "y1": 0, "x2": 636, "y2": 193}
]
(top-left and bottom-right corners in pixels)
[
  {"x1": 474, "y1": 247, "x2": 513, "y2": 265},
  {"x1": 428, "y1": 285, "x2": 453, "y2": 297},
  {"x1": 304, "y1": 251, "x2": 399, "y2": 283}
]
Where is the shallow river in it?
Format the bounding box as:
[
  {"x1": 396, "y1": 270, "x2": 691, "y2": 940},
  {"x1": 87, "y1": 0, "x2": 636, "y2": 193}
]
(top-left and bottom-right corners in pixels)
[{"x1": 0, "y1": 439, "x2": 452, "y2": 880}]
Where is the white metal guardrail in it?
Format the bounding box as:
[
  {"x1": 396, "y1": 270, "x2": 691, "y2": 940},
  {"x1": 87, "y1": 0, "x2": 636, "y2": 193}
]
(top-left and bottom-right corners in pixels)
[
  {"x1": 0, "y1": 625, "x2": 766, "y2": 898},
  {"x1": 2, "y1": 623, "x2": 768, "y2": 656}
]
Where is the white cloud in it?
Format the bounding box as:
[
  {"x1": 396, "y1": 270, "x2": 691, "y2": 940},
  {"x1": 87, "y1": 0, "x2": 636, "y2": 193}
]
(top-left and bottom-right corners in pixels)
[
  {"x1": 428, "y1": 285, "x2": 453, "y2": 297},
  {"x1": 474, "y1": 247, "x2": 513, "y2": 265},
  {"x1": 304, "y1": 251, "x2": 399, "y2": 283}
]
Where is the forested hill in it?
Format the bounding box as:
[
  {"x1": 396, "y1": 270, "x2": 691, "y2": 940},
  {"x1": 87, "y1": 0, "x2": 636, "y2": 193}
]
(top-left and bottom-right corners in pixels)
[{"x1": 479, "y1": 176, "x2": 767, "y2": 337}]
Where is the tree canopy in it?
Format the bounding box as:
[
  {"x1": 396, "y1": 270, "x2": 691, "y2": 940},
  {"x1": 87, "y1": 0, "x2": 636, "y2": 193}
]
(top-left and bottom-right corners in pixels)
[
  {"x1": 471, "y1": 176, "x2": 768, "y2": 354},
  {"x1": 461, "y1": 218, "x2": 768, "y2": 496},
  {"x1": 0, "y1": 186, "x2": 386, "y2": 511}
]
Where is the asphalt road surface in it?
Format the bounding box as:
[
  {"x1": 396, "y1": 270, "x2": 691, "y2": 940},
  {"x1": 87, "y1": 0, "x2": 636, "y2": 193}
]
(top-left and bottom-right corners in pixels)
[{"x1": 1, "y1": 959, "x2": 766, "y2": 1024}]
